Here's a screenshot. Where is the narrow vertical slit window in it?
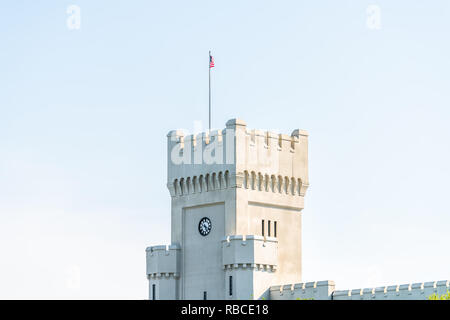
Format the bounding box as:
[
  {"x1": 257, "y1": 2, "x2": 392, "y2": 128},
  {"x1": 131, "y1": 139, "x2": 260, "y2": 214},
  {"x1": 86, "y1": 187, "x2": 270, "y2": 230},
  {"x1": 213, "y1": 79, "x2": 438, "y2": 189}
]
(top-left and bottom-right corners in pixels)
[
  {"x1": 152, "y1": 284, "x2": 156, "y2": 300},
  {"x1": 274, "y1": 221, "x2": 277, "y2": 238},
  {"x1": 203, "y1": 291, "x2": 207, "y2": 300},
  {"x1": 268, "y1": 220, "x2": 271, "y2": 237},
  {"x1": 262, "y1": 220, "x2": 265, "y2": 236},
  {"x1": 229, "y1": 276, "x2": 233, "y2": 296}
]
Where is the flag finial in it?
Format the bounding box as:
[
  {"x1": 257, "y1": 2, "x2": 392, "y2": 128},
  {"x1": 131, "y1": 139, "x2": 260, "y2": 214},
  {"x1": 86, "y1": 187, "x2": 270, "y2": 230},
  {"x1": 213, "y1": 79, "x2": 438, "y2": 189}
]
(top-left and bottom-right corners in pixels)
[{"x1": 208, "y1": 51, "x2": 214, "y2": 131}]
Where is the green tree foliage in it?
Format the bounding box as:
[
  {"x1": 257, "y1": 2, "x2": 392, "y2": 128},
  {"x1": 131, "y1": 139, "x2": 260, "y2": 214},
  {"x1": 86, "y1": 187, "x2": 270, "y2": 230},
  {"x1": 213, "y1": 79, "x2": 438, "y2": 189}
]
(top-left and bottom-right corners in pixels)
[{"x1": 428, "y1": 290, "x2": 450, "y2": 300}]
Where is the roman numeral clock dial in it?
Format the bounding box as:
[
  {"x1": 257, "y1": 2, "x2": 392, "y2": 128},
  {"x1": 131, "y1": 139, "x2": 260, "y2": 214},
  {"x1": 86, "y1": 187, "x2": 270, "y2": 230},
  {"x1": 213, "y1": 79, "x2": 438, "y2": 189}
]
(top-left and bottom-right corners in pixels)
[{"x1": 198, "y1": 217, "x2": 212, "y2": 236}]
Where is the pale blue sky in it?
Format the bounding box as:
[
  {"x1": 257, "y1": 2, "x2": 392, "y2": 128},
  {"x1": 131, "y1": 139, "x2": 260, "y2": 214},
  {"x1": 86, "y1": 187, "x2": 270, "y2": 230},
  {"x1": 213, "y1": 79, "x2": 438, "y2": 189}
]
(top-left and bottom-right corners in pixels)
[{"x1": 1, "y1": 1, "x2": 449, "y2": 298}]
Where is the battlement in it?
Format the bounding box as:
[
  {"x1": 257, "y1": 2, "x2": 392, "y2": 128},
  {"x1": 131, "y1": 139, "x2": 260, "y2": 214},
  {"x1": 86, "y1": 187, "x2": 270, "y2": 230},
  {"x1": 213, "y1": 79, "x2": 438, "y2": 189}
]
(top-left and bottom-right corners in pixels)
[
  {"x1": 167, "y1": 126, "x2": 235, "y2": 182},
  {"x1": 222, "y1": 235, "x2": 278, "y2": 271},
  {"x1": 269, "y1": 280, "x2": 450, "y2": 300},
  {"x1": 270, "y1": 280, "x2": 336, "y2": 300},
  {"x1": 333, "y1": 280, "x2": 450, "y2": 300},
  {"x1": 146, "y1": 244, "x2": 180, "y2": 278},
  {"x1": 167, "y1": 119, "x2": 309, "y2": 196}
]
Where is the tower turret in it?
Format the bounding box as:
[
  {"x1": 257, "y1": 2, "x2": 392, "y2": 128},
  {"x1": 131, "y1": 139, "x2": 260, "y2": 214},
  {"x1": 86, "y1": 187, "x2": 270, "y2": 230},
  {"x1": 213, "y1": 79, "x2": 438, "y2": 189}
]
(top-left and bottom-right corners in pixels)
[{"x1": 146, "y1": 119, "x2": 309, "y2": 300}]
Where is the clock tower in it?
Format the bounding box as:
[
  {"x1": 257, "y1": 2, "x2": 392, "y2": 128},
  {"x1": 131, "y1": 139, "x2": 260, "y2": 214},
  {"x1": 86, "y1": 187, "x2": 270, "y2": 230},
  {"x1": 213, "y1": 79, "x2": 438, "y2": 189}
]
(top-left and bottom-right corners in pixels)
[{"x1": 146, "y1": 119, "x2": 309, "y2": 300}]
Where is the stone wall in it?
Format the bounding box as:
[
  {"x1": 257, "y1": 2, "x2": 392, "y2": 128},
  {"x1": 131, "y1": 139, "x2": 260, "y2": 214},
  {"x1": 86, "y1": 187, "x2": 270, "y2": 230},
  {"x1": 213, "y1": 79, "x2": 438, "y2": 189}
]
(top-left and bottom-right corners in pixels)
[{"x1": 269, "y1": 280, "x2": 450, "y2": 300}]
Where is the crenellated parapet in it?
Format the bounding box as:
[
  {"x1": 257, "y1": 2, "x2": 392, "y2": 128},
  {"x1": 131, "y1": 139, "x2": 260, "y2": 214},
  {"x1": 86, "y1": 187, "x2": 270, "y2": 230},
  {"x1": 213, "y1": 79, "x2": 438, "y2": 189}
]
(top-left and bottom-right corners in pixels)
[
  {"x1": 333, "y1": 280, "x2": 450, "y2": 300},
  {"x1": 270, "y1": 281, "x2": 336, "y2": 300},
  {"x1": 270, "y1": 280, "x2": 450, "y2": 300},
  {"x1": 146, "y1": 244, "x2": 180, "y2": 278},
  {"x1": 236, "y1": 122, "x2": 309, "y2": 190},
  {"x1": 166, "y1": 119, "x2": 309, "y2": 198},
  {"x1": 222, "y1": 235, "x2": 278, "y2": 271},
  {"x1": 167, "y1": 128, "x2": 235, "y2": 183}
]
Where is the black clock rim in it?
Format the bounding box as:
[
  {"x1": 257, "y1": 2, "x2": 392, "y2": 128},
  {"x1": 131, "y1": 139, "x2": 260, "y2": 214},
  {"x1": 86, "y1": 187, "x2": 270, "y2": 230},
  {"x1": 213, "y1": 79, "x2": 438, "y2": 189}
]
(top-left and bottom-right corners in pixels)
[{"x1": 198, "y1": 217, "x2": 212, "y2": 236}]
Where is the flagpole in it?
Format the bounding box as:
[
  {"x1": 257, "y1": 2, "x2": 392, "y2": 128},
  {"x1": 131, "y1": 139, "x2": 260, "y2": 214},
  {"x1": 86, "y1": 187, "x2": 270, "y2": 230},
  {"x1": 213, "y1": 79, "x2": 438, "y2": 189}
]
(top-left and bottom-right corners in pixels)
[{"x1": 209, "y1": 50, "x2": 211, "y2": 132}]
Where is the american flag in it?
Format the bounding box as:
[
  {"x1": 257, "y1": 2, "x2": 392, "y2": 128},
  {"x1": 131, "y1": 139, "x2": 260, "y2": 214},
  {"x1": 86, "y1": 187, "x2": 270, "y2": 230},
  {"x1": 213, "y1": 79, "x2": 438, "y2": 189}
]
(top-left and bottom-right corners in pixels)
[{"x1": 209, "y1": 54, "x2": 215, "y2": 68}]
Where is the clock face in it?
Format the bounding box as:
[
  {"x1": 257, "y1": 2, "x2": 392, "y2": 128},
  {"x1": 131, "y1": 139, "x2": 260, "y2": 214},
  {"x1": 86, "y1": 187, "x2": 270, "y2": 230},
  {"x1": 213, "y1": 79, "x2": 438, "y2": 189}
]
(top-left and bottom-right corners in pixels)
[{"x1": 198, "y1": 217, "x2": 212, "y2": 236}]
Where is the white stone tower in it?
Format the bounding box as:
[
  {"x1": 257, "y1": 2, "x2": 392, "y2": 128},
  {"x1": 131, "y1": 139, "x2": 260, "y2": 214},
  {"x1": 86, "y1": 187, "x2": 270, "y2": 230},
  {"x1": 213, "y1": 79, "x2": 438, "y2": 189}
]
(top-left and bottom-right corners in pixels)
[{"x1": 146, "y1": 119, "x2": 309, "y2": 300}]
